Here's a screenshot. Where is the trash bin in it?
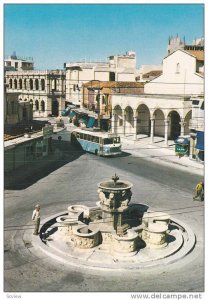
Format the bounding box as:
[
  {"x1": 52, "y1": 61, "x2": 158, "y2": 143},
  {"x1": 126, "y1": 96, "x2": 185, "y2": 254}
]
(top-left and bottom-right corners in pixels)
[{"x1": 174, "y1": 136, "x2": 190, "y2": 156}]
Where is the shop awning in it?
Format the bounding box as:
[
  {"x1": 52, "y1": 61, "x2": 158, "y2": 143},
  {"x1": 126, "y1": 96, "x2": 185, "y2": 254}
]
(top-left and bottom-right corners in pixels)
[
  {"x1": 195, "y1": 131, "x2": 204, "y2": 150},
  {"x1": 87, "y1": 117, "x2": 95, "y2": 128},
  {"x1": 69, "y1": 111, "x2": 76, "y2": 118}
]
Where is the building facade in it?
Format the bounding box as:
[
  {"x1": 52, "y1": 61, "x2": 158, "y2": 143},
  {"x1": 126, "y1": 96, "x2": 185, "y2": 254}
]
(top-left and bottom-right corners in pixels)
[
  {"x1": 144, "y1": 49, "x2": 204, "y2": 95},
  {"x1": 4, "y1": 84, "x2": 33, "y2": 133},
  {"x1": 135, "y1": 64, "x2": 162, "y2": 82},
  {"x1": 167, "y1": 35, "x2": 204, "y2": 55},
  {"x1": 4, "y1": 127, "x2": 53, "y2": 173},
  {"x1": 4, "y1": 52, "x2": 34, "y2": 71},
  {"x1": 83, "y1": 80, "x2": 144, "y2": 119},
  {"x1": 5, "y1": 70, "x2": 66, "y2": 117},
  {"x1": 111, "y1": 48, "x2": 204, "y2": 146},
  {"x1": 65, "y1": 51, "x2": 138, "y2": 106}
]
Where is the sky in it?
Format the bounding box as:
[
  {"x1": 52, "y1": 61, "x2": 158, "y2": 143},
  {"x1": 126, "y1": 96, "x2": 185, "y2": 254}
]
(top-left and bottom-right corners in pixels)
[{"x1": 4, "y1": 3, "x2": 204, "y2": 70}]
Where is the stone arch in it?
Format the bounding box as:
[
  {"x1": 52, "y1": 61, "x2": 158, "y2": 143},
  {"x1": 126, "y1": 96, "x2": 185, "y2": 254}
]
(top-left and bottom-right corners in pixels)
[
  {"x1": 168, "y1": 110, "x2": 181, "y2": 140},
  {"x1": 153, "y1": 109, "x2": 165, "y2": 137},
  {"x1": 24, "y1": 78, "x2": 27, "y2": 90},
  {"x1": 41, "y1": 79, "x2": 45, "y2": 91},
  {"x1": 52, "y1": 78, "x2": 57, "y2": 91},
  {"x1": 184, "y1": 110, "x2": 192, "y2": 135},
  {"x1": 35, "y1": 100, "x2": 39, "y2": 111},
  {"x1": 124, "y1": 106, "x2": 134, "y2": 135},
  {"x1": 136, "y1": 104, "x2": 150, "y2": 135},
  {"x1": 41, "y1": 100, "x2": 45, "y2": 112},
  {"x1": 52, "y1": 99, "x2": 59, "y2": 116},
  {"x1": 113, "y1": 105, "x2": 123, "y2": 135},
  {"x1": 30, "y1": 99, "x2": 33, "y2": 109},
  {"x1": 35, "y1": 79, "x2": 39, "y2": 90},
  {"x1": 29, "y1": 78, "x2": 33, "y2": 90},
  {"x1": 19, "y1": 78, "x2": 22, "y2": 89},
  {"x1": 14, "y1": 78, "x2": 17, "y2": 89}
]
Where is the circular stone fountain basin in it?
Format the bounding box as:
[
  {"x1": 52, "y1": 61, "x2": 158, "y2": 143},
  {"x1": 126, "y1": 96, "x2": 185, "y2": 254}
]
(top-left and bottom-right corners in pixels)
[
  {"x1": 56, "y1": 215, "x2": 78, "y2": 225},
  {"x1": 73, "y1": 225, "x2": 101, "y2": 249},
  {"x1": 68, "y1": 205, "x2": 89, "y2": 217},
  {"x1": 143, "y1": 212, "x2": 170, "y2": 227},
  {"x1": 112, "y1": 229, "x2": 138, "y2": 255},
  {"x1": 98, "y1": 180, "x2": 133, "y2": 192}
]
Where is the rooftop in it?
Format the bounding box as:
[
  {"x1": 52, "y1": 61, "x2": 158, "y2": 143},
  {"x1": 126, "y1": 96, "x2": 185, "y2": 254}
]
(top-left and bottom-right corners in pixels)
[
  {"x1": 142, "y1": 70, "x2": 163, "y2": 78},
  {"x1": 185, "y1": 50, "x2": 204, "y2": 61},
  {"x1": 83, "y1": 81, "x2": 144, "y2": 89}
]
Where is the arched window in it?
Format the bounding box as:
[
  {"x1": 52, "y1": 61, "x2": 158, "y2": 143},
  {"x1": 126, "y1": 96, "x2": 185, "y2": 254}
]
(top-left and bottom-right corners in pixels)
[
  {"x1": 29, "y1": 79, "x2": 33, "y2": 90},
  {"x1": 35, "y1": 100, "x2": 39, "y2": 111},
  {"x1": 19, "y1": 79, "x2": 22, "y2": 89},
  {"x1": 35, "y1": 79, "x2": 39, "y2": 90},
  {"x1": 24, "y1": 78, "x2": 27, "y2": 89},
  {"x1": 41, "y1": 79, "x2": 45, "y2": 91},
  {"x1": 30, "y1": 99, "x2": 33, "y2": 109},
  {"x1": 14, "y1": 79, "x2": 17, "y2": 89},
  {"x1": 41, "y1": 100, "x2": 45, "y2": 112},
  {"x1": 9, "y1": 78, "x2": 13, "y2": 89},
  {"x1": 176, "y1": 63, "x2": 180, "y2": 73},
  {"x1": 52, "y1": 78, "x2": 57, "y2": 91}
]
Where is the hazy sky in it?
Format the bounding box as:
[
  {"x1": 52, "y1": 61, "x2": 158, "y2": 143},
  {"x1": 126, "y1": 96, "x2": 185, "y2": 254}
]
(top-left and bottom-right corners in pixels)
[{"x1": 4, "y1": 3, "x2": 204, "y2": 70}]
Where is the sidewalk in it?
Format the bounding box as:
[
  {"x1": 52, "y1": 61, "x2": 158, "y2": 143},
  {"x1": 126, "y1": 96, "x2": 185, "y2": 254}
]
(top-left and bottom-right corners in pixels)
[{"x1": 121, "y1": 134, "x2": 204, "y2": 176}]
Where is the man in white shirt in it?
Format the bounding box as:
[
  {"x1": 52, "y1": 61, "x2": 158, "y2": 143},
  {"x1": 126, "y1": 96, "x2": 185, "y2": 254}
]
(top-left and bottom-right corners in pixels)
[{"x1": 32, "y1": 204, "x2": 40, "y2": 235}]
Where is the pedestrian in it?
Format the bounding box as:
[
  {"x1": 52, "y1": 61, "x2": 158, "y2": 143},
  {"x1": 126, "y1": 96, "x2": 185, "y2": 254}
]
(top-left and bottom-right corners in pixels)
[
  {"x1": 193, "y1": 181, "x2": 204, "y2": 201},
  {"x1": 32, "y1": 204, "x2": 41, "y2": 235}
]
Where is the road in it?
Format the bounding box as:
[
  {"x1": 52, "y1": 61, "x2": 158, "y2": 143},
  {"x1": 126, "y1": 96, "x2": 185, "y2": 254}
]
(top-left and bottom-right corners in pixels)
[{"x1": 4, "y1": 148, "x2": 204, "y2": 293}]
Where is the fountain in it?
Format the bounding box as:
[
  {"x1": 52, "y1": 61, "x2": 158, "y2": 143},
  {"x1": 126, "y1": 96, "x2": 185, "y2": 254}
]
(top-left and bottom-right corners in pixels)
[{"x1": 36, "y1": 174, "x2": 196, "y2": 271}]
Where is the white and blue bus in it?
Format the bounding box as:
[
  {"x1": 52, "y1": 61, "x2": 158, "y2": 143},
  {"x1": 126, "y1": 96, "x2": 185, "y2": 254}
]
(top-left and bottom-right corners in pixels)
[{"x1": 71, "y1": 128, "x2": 122, "y2": 156}]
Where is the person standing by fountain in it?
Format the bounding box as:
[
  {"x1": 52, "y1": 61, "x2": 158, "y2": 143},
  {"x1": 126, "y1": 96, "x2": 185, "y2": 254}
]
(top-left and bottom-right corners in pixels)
[{"x1": 32, "y1": 204, "x2": 41, "y2": 235}]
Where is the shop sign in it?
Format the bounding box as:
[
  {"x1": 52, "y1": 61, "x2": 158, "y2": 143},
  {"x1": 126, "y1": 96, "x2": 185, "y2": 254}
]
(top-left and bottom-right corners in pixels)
[{"x1": 175, "y1": 144, "x2": 188, "y2": 154}]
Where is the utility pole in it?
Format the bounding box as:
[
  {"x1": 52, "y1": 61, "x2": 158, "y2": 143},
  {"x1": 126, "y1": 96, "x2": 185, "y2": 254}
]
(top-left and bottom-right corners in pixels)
[{"x1": 89, "y1": 80, "x2": 102, "y2": 129}]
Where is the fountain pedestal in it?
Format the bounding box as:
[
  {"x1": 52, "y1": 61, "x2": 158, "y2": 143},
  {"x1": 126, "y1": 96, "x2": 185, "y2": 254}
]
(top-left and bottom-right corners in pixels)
[{"x1": 97, "y1": 174, "x2": 133, "y2": 235}]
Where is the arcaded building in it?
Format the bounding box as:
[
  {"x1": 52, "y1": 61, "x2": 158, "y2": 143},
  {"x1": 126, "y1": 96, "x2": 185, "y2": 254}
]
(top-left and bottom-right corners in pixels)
[
  {"x1": 111, "y1": 48, "x2": 204, "y2": 145},
  {"x1": 5, "y1": 70, "x2": 66, "y2": 117}
]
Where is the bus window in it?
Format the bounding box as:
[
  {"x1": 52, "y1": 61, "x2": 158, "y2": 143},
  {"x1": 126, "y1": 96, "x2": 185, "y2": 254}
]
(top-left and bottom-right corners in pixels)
[
  {"x1": 80, "y1": 133, "x2": 83, "y2": 139},
  {"x1": 113, "y1": 137, "x2": 120, "y2": 143},
  {"x1": 94, "y1": 137, "x2": 99, "y2": 143},
  {"x1": 103, "y1": 138, "x2": 113, "y2": 145}
]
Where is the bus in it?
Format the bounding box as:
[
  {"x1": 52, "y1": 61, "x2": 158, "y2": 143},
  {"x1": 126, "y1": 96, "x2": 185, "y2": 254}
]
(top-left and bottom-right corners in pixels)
[{"x1": 71, "y1": 128, "x2": 122, "y2": 156}]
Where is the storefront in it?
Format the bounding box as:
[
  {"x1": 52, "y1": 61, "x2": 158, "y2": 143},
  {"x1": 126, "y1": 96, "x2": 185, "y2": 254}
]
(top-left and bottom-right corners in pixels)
[{"x1": 5, "y1": 126, "x2": 53, "y2": 173}]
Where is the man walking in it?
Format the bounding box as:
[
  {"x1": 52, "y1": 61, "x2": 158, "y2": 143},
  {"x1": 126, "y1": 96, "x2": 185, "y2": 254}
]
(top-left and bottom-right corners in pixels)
[
  {"x1": 32, "y1": 204, "x2": 41, "y2": 235},
  {"x1": 193, "y1": 181, "x2": 204, "y2": 201}
]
